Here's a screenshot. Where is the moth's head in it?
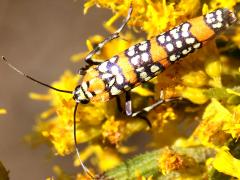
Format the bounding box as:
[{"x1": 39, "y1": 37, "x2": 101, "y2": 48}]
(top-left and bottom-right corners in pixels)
[{"x1": 73, "y1": 85, "x2": 89, "y2": 104}]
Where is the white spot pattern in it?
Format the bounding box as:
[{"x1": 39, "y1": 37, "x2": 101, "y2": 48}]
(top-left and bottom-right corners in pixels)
[
  {"x1": 136, "y1": 62, "x2": 164, "y2": 82},
  {"x1": 110, "y1": 86, "x2": 121, "y2": 95},
  {"x1": 116, "y1": 75, "x2": 124, "y2": 84},
  {"x1": 166, "y1": 43, "x2": 174, "y2": 52},
  {"x1": 98, "y1": 62, "x2": 108, "y2": 72},
  {"x1": 169, "y1": 55, "x2": 177, "y2": 61},
  {"x1": 111, "y1": 66, "x2": 119, "y2": 75},
  {"x1": 144, "y1": 76, "x2": 151, "y2": 81},
  {"x1": 182, "y1": 31, "x2": 189, "y2": 37},
  {"x1": 110, "y1": 56, "x2": 118, "y2": 63},
  {"x1": 185, "y1": 38, "x2": 195, "y2": 44},
  {"x1": 141, "y1": 52, "x2": 149, "y2": 62},
  {"x1": 166, "y1": 36, "x2": 171, "y2": 41},
  {"x1": 158, "y1": 35, "x2": 165, "y2": 44},
  {"x1": 138, "y1": 42, "x2": 148, "y2": 51},
  {"x1": 126, "y1": 40, "x2": 152, "y2": 68},
  {"x1": 204, "y1": 8, "x2": 228, "y2": 32},
  {"x1": 176, "y1": 40, "x2": 182, "y2": 48},
  {"x1": 127, "y1": 49, "x2": 135, "y2": 57},
  {"x1": 156, "y1": 22, "x2": 201, "y2": 62},
  {"x1": 102, "y1": 73, "x2": 113, "y2": 79},
  {"x1": 140, "y1": 72, "x2": 147, "y2": 79},
  {"x1": 150, "y1": 65, "x2": 159, "y2": 73},
  {"x1": 131, "y1": 55, "x2": 140, "y2": 65},
  {"x1": 182, "y1": 47, "x2": 192, "y2": 55},
  {"x1": 193, "y1": 43, "x2": 201, "y2": 49}
]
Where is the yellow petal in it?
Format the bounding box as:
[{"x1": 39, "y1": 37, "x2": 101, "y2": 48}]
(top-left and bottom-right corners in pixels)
[
  {"x1": 179, "y1": 87, "x2": 208, "y2": 104},
  {"x1": 213, "y1": 149, "x2": 240, "y2": 179},
  {"x1": 202, "y1": 3, "x2": 209, "y2": 14},
  {"x1": 132, "y1": 85, "x2": 155, "y2": 97},
  {"x1": 182, "y1": 70, "x2": 208, "y2": 88},
  {"x1": 83, "y1": 1, "x2": 95, "y2": 14},
  {"x1": 226, "y1": 88, "x2": 240, "y2": 97},
  {"x1": 29, "y1": 93, "x2": 51, "y2": 101}
]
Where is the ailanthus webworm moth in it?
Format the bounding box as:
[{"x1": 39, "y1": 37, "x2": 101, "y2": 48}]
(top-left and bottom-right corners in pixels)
[{"x1": 1, "y1": 5, "x2": 237, "y2": 179}]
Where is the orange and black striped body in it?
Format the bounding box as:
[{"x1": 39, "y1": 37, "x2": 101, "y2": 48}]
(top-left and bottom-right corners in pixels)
[{"x1": 73, "y1": 8, "x2": 237, "y2": 104}]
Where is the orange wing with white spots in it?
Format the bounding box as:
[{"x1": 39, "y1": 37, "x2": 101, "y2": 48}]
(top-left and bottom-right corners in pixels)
[{"x1": 74, "y1": 8, "x2": 237, "y2": 103}]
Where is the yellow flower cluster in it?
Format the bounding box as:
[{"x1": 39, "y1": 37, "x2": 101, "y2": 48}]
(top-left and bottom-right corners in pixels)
[
  {"x1": 26, "y1": 0, "x2": 240, "y2": 179},
  {"x1": 159, "y1": 148, "x2": 193, "y2": 175}
]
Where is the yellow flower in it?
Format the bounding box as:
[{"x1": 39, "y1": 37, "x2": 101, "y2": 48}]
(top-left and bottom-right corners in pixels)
[
  {"x1": 131, "y1": 85, "x2": 155, "y2": 97},
  {"x1": 149, "y1": 106, "x2": 176, "y2": 133},
  {"x1": 191, "y1": 98, "x2": 233, "y2": 147},
  {"x1": 209, "y1": 0, "x2": 238, "y2": 10},
  {"x1": 25, "y1": 0, "x2": 240, "y2": 178},
  {"x1": 0, "y1": 108, "x2": 6, "y2": 115},
  {"x1": 181, "y1": 70, "x2": 208, "y2": 88},
  {"x1": 84, "y1": 0, "x2": 202, "y2": 38},
  {"x1": 222, "y1": 105, "x2": 240, "y2": 139},
  {"x1": 102, "y1": 116, "x2": 125, "y2": 145},
  {"x1": 159, "y1": 148, "x2": 196, "y2": 175},
  {"x1": 29, "y1": 71, "x2": 108, "y2": 156},
  {"x1": 74, "y1": 144, "x2": 121, "y2": 171},
  {"x1": 71, "y1": 35, "x2": 132, "y2": 63}
]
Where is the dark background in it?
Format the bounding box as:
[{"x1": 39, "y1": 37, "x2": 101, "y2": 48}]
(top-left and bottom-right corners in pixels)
[{"x1": 0, "y1": 0, "x2": 110, "y2": 179}]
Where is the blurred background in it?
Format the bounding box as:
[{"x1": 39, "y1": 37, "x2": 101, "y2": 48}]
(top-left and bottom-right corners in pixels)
[{"x1": 0, "y1": 0, "x2": 110, "y2": 179}]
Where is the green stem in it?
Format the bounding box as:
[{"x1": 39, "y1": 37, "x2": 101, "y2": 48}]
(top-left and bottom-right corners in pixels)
[{"x1": 104, "y1": 146, "x2": 214, "y2": 180}]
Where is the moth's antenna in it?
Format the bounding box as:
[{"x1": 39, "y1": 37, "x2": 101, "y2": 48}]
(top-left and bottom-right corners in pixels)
[
  {"x1": 73, "y1": 103, "x2": 94, "y2": 178},
  {"x1": 1, "y1": 56, "x2": 73, "y2": 94}
]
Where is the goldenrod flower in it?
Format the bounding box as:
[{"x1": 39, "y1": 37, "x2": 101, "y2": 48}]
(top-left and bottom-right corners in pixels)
[
  {"x1": 0, "y1": 108, "x2": 6, "y2": 115},
  {"x1": 73, "y1": 144, "x2": 121, "y2": 171},
  {"x1": 191, "y1": 98, "x2": 233, "y2": 147},
  {"x1": 25, "y1": 0, "x2": 240, "y2": 178},
  {"x1": 102, "y1": 116, "x2": 125, "y2": 145},
  {"x1": 159, "y1": 148, "x2": 196, "y2": 175},
  {"x1": 84, "y1": 0, "x2": 201, "y2": 38}
]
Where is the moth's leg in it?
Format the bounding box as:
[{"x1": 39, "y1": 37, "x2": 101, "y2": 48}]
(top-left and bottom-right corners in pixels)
[
  {"x1": 125, "y1": 91, "x2": 132, "y2": 116},
  {"x1": 78, "y1": 5, "x2": 133, "y2": 75},
  {"x1": 125, "y1": 91, "x2": 179, "y2": 127},
  {"x1": 85, "y1": 5, "x2": 132, "y2": 65},
  {"x1": 124, "y1": 91, "x2": 152, "y2": 127},
  {"x1": 131, "y1": 99, "x2": 164, "y2": 117},
  {"x1": 131, "y1": 91, "x2": 179, "y2": 117},
  {"x1": 78, "y1": 59, "x2": 105, "y2": 75},
  {"x1": 116, "y1": 96, "x2": 123, "y2": 113}
]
